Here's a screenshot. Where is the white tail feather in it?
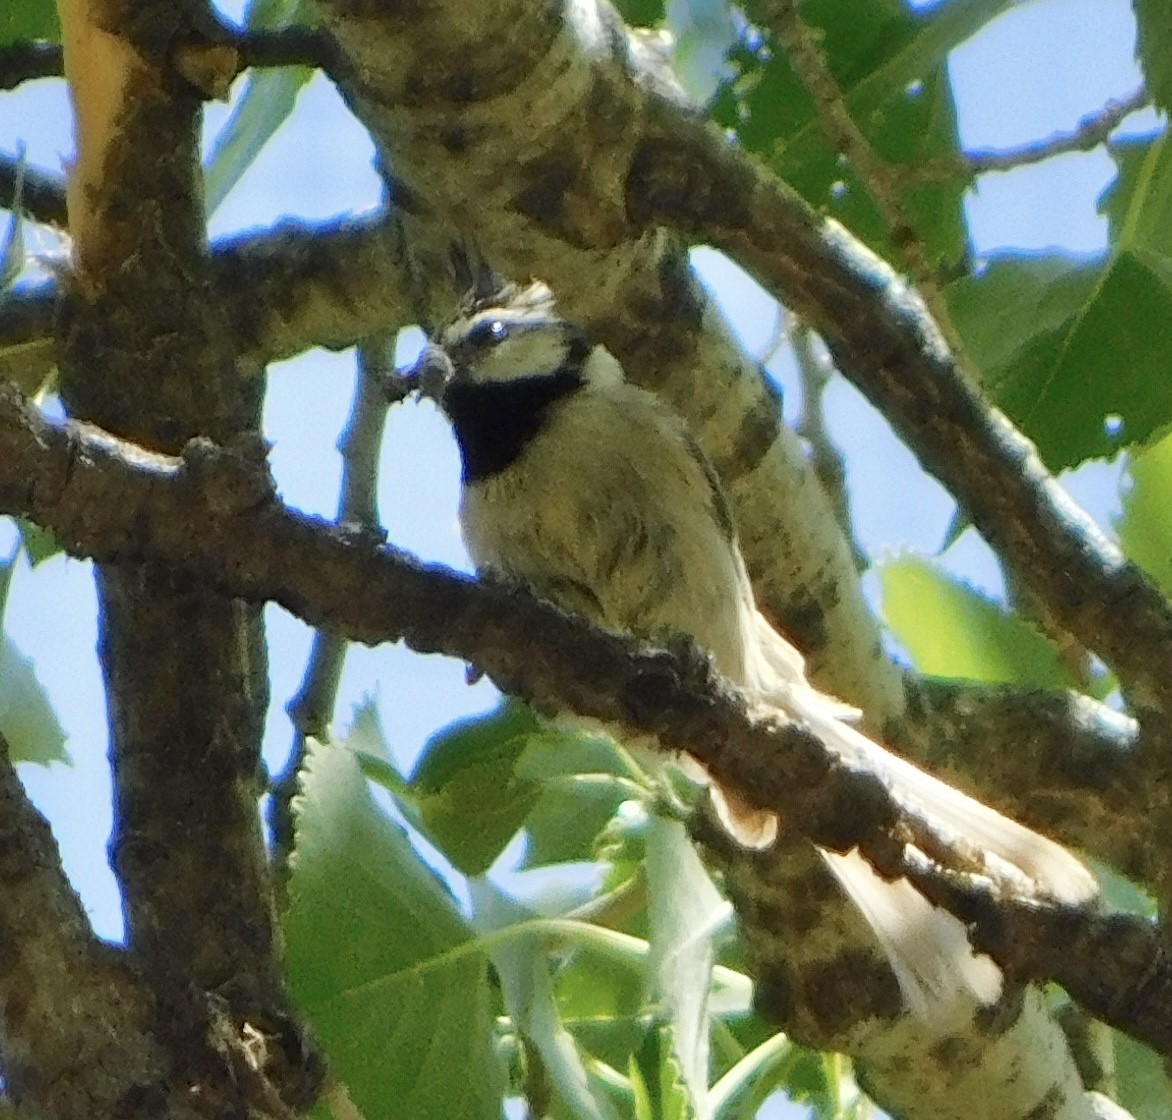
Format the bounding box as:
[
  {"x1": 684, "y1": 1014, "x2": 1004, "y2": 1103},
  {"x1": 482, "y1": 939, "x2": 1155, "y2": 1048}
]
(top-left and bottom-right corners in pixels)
[{"x1": 740, "y1": 603, "x2": 1097, "y2": 909}]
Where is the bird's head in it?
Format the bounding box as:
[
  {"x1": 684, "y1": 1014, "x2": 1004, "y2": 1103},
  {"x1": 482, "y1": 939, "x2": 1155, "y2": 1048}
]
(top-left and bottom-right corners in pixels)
[{"x1": 410, "y1": 281, "x2": 621, "y2": 398}]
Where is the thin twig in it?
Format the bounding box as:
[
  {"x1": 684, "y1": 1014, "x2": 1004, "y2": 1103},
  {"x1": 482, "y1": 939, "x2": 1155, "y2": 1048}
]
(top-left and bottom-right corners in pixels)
[
  {"x1": 914, "y1": 84, "x2": 1151, "y2": 181},
  {"x1": 268, "y1": 335, "x2": 395, "y2": 902}
]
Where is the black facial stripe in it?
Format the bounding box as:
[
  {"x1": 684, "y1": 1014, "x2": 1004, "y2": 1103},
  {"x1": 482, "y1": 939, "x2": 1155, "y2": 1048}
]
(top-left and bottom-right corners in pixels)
[{"x1": 444, "y1": 370, "x2": 583, "y2": 483}]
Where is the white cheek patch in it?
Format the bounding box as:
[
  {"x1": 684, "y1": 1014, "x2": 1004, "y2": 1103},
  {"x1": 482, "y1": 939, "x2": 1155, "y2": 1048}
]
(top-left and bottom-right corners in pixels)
[{"x1": 472, "y1": 330, "x2": 571, "y2": 384}]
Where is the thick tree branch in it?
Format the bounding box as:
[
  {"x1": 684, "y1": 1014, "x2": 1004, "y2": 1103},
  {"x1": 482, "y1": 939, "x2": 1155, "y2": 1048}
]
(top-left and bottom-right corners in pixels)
[
  {"x1": 0, "y1": 27, "x2": 337, "y2": 91},
  {"x1": 0, "y1": 214, "x2": 414, "y2": 393},
  {"x1": 0, "y1": 733, "x2": 168, "y2": 1117},
  {"x1": 902, "y1": 679, "x2": 1147, "y2": 880},
  {"x1": 5, "y1": 386, "x2": 1171, "y2": 1059},
  {"x1": 54, "y1": 0, "x2": 321, "y2": 1108}
]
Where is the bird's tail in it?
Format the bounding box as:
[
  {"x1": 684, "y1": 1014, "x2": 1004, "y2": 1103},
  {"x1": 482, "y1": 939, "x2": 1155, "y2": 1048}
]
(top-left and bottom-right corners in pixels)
[{"x1": 742, "y1": 606, "x2": 1098, "y2": 908}]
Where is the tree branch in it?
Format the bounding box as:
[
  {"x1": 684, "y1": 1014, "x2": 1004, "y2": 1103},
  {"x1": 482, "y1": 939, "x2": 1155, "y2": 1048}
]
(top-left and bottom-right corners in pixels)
[
  {"x1": 0, "y1": 42, "x2": 63, "y2": 90},
  {"x1": 0, "y1": 733, "x2": 168, "y2": 1117},
  {"x1": 269, "y1": 334, "x2": 396, "y2": 900},
  {"x1": 0, "y1": 154, "x2": 69, "y2": 226},
  {"x1": 5, "y1": 385, "x2": 1170, "y2": 1059},
  {"x1": 0, "y1": 27, "x2": 339, "y2": 91},
  {"x1": 914, "y1": 84, "x2": 1151, "y2": 181},
  {"x1": 902, "y1": 679, "x2": 1147, "y2": 880},
  {"x1": 55, "y1": 0, "x2": 321, "y2": 1107},
  {"x1": 0, "y1": 213, "x2": 415, "y2": 394}
]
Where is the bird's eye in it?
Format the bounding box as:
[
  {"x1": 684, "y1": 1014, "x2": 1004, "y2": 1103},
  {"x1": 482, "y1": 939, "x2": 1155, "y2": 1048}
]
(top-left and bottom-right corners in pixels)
[{"x1": 468, "y1": 319, "x2": 508, "y2": 348}]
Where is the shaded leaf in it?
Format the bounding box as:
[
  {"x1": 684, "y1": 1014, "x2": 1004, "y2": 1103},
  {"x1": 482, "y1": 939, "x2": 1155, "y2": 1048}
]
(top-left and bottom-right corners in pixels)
[
  {"x1": 948, "y1": 250, "x2": 1172, "y2": 467},
  {"x1": 285, "y1": 737, "x2": 503, "y2": 1120},
  {"x1": 0, "y1": 0, "x2": 59, "y2": 45},
  {"x1": 878, "y1": 555, "x2": 1073, "y2": 687},
  {"x1": 1115, "y1": 1030, "x2": 1172, "y2": 1120},
  {"x1": 520, "y1": 733, "x2": 634, "y2": 869},
  {"x1": 614, "y1": 0, "x2": 666, "y2": 26},
  {"x1": 714, "y1": 0, "x2": 1002, "y2": 267},
  {"x1": 630, "y1": 1027, "x2": 696, "y2": 1120},
  {"x1": 411, "y1": 701, "x2": 548, "y2": 876},
  {"x1": 1100, "y1": 133, "x2": 1172, "y2": 256},
  {"x1": 16, "y1": 519, "x2": 60, "y2": 567},
  {"x1": 1133, "y1": 0, "x2": 1172, "y2": 115}
]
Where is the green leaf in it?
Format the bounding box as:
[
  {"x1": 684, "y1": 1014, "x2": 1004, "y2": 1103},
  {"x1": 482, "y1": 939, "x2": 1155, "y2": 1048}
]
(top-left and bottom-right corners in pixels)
[
  {"x1": 411, "y1": 701, "x2": 548, "y2": 876},
  {"x1": 520, "y1": 733, "x2": 635, "y2": 869},
  {"x1": 1100, "y1": 133, "x2": 1172, "y2": 257},
  {"x1": 0, "y1": 635, "x2": 69, "y2": 765},
  {"x1": 613, "y1": 0, "x2": 665, "y2": 26},
  {"x1": 16, "y1": 520, "x2": 60, "y2": 567},
  {"x1": 715, "y1": 0, "x2": 1004, "y2": 268},
  {"x1": 471, "y1": 881, "x2": 620, "y2": 1120},
  {"x1": 630, "y1": 1027, "x2": 696, "y2": 1120},
  {"x1": 0, "y1": 0, "x2": 59, "y2": 45},
  {"x1": 1114, "y1": 1029, "x2": 1172, "y2": 1120},
  {"x1": 878, "y1": 555, "x2": 1072, "y2": 687},
  {"x1": 948, "y1": 249, "x2": 1172, "y2": 468},
  {"x1": 285, "y1": 737, "x2": 504, "y2": 1120},
  {"x1": 1117, "y1": 430, "x2": 1172, "y2": 599},
  {"x1": 0, "y1": 551, "x2": 67, "y2": 766},
  {"x1": 203, "y1": 0, "x2": 315, "y2": 215},
  {"x1": 708, "y1": 1033, "x2": 792, "y2": 1120},
  {"x1": 644, "y1": 816, "x2": 724, "y2": 1111},
  {"x1": 1133, "y1": 0, "x2": 1172, "y2": 115}
]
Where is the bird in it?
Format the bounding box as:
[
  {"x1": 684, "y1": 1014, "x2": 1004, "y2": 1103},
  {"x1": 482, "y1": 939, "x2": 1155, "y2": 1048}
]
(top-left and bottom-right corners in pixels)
[{"x1": 411, "y1": 278, "x2": 1098, "y2": 1022}]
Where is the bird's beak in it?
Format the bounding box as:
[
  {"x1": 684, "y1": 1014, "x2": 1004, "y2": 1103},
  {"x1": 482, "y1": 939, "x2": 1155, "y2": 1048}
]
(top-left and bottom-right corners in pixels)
[{"x1": 404, "y1": 343, "x2": 454, "y2": 403}]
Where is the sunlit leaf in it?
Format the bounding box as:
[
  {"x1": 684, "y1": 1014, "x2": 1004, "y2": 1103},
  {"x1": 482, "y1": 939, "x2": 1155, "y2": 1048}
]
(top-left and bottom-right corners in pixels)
[
  {"x1": 1117, "y1": 429, "x2": 1172, "y2": 598},
  {"x1": 471, "y1": 881, "x2": 619, "y2": 1120},
  {"x1": 878, "y1": 555, "x2": 1072, "y2": 687},
  {"x1": 0, "y1": 551, "x2": 67, "y2": 766},
  {"x1": 285, "y1": 737, "x2": 503, "y2": 1120}
]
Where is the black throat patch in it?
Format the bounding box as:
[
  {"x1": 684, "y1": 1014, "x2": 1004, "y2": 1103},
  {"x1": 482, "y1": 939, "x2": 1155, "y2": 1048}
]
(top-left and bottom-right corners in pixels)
[{"x1": 444, "y1": 368, "x2": 583, "y2": 483}]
